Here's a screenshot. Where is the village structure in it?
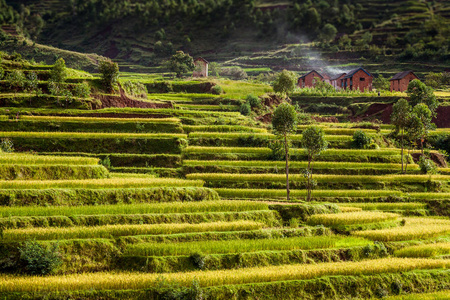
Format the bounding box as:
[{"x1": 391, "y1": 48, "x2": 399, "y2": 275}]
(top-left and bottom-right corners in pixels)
[
  {"x1": 193, "y1": 57, "x2": 209, "y2": 78},
  {"x1": 298, "y1": 67, "x2": 419, "y2": 92},
  {"x1": 390, "y1": 71, "x2": 419, "y2": 92}
]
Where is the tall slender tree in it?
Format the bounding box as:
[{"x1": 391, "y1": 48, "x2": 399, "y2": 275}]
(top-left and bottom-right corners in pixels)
[
  {"x1": 302, "y1": 126, "x2": 328, "y2": 201},
  {"x1": 272, "y1": 102, "x2": 298, "y2": 201},
  {"x1": 391, "y1": 99, "x2": 412, "y2": 173}
]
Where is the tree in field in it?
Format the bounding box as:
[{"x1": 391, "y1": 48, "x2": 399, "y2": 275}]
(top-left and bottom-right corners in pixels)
[
  {"x1": 272, "y1": 70, "x2": 297, "y2": 95},
  {"x1": 272, "y1": 102, "x2": 298, "y2": 201},
  {"x1": 373, "y1": 74, "x2": 390, "y2": 91},
  {"x1": 412, "y1": 103, "x2": 433, "y2": 154},
  {"x1": 407, "y1": 79, "x2": 438, "y2": 115},
  {"x1": 320, "y1": 23, "x2": 337, "y2": 42},
  {"x1": 50, "y1": 58, "x2": 67, "y2": 82},
  {"x1": 5, "y1": 69, "x2": 26, "y2": 92},
  {"x1": 168, "y1": 51, "x2": 195, "y2": 78},
  {"x1": 391, "y1": 99, "x2": 412, "y2": 173},
  {"x1": 98, "y1": 59, "x2": 120, "y2": 93},
  {"x1": 302, "y1": 126, "x2": 328, "y2": 201},
  {"x1": 404, "y1": 114, "x2": 423, "y2": 173}
]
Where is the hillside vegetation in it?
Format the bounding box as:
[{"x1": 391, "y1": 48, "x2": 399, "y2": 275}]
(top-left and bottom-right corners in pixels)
[
  {"x1": 0, "y1": 36, "x2": 450, "y2": 299},
  {"x1": 1, "y1": 0, "x2": 449, "y2": 73}
]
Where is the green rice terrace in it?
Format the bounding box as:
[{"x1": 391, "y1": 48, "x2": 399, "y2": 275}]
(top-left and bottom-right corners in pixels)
[{"x1": 0, "y1": 51, "x2": 449, "y2": 300}]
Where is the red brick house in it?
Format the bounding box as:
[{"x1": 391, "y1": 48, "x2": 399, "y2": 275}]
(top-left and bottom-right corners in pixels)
[
  {"x1": 193, "y1": 57, "x2": 209, "y2": 78},
  {"x1": 330, "y1": 73, "x2": 346, "y2": 90},
  {"x1": 390, "y1": 71, "x2": 419, "y2": 92},
  {"x1": 342, "y1": 68, "x2": 373, "y2": 92},
  {"x1": 298, "y1": 70, "x2": 328, "y2": 88}
]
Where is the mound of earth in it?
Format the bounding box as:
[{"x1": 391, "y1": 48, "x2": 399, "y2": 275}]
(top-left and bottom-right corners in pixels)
[{"x1": 352, "y1": 103, "x2": 450, "y2": 128}]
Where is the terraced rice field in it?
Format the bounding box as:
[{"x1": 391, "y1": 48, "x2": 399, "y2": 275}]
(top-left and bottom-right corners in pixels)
[{"x1": 0, "y1": 58, "x2": 449, "y2": 299}]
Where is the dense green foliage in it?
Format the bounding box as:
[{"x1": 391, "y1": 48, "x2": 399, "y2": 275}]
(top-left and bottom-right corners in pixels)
[{"x1": 98, "y1": 59, "x2": 119, "y2": 92}]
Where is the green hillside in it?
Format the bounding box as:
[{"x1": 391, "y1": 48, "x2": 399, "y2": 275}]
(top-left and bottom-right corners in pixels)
[
  {"x1": 0, "y1": 51, "x2": 450, "y2": 299},
  {"x1": 1, "y1": 0, "x2": 449, "y2": 72}
]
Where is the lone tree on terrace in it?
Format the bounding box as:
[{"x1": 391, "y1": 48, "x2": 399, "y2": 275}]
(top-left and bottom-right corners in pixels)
[
  {"x1": 272, "y1": 102, "x2": 298, "y2": 201},
  {"x1": 412, "y1": 103, "x2": 433, "y2": 155},
  {"x1": 302, "y1": 126, "x2": 328, "y2": 201},
  {"x1": 407, "y1": 79, "x2": 438, "y2": 115},
  {"x1": 272, "y1": 70, "x2": 297, "y2": 95},
  {"x1": 391, "y1": 98, "x2": 412, "y2": 173},
  {"x1": 168, "y1": 51, "x2": 195, "y2": 78},
  {"x1": 50, "y1": 58, "x2": 67, "y2": 82},
  {"x1": 99, "y1": 59, "x2": 119, "y2": 93}
]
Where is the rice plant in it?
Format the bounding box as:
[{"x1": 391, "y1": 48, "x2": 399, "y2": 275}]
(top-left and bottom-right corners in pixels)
[
  {"x1": 0, "y1": 258, "x2": 447, "y2": 292},
  {"x1": 0, "y1": 153, "x2": 100, "y2": 165},
  {"x1": 0, "y1": 201, "x2": 268, "y2": 218},
  {"x1": 3, "y1": 221, "x2": 264, "y2": 241},
  {"x1": 0, "y1": 178, "x2": 204, "y2": 189},
  {"x1": 216, "y1": 188, "x2": 404, "y2": 199},
  {"x1": 20, "y1": 116, "x2": 181, "y2": 123},
  {"x1": 0, "y1": 131, "x2": 186, "y2": 139},
  {"x1": 307, "y1": 211, "x2": 399, "y2": 226},
  {"x1": 124, "y1": 236, "x2": 367, "y2": 256},
  {"x1": 353, "y1": 218, "x2": 450, "y2": 241},
  {"x1": 394, "y1": 242, "x2": 450, "y2": 258}
]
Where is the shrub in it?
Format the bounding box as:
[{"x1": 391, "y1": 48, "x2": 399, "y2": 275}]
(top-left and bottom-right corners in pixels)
[
  {"x1": 190, "y1": 252, "x2": 206, "y2": 270},
  {"x1": 239, "y1": 103, "x2": 251, "y2": 116},
  {"x1": 211, "y1": 85, "x2": 223, "y2": 95},
  {"x1": 268, "y1": 139, "x2": 285, "y2": 161},
  {"x1": 72, "y1": 83, "x2": 91, "y2": 98},
  {"x1": 50, "y1": 58, "x2": 67, "y2": 82},
  {"x1": 99, "y1": 59, "x2": 120, "y2": 92},
  {"x1": 25, "y1": 72, "x2": 38, "y2": 92},
  {"x1": 0, "y1": 138, "x2": 14, "y2": 152},
  {"x1": 18, "y1": 241, "x2": 62, "y2": 275},
  {"x1": 246, "y1": 94, "x2": 261, "y2": 108},
  {"x1": 122, "y1": 81, "x2": 147, "y2": 98},
  {"x1": 418, "y1": 156, "x2": 438, "y2": 174},
  {"x1": 352, "y1": 130, "x2": 371, "y2": 149},
  {"x1": 5, "y1": 69, "x2": 26, "y2": 91},
  {"x1": 0, "y1": 67, "x2": 4, "y2": 80}
]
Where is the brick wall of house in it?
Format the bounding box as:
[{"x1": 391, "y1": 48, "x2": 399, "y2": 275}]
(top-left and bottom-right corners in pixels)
[
  {"x1": 390, "y1": 73, "x2": 419, "y2": 92},
  {"x1": 298, "y1": 71, "x2": 323, "y2": 88},
  {"x1": 347, "y1": 70, "x2": 372, "y2": 92},
  {"x1": 193, "y1": 60, "x2": 208, "y2": 77}
]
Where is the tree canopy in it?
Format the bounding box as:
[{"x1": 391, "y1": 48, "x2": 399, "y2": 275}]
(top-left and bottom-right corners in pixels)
[
  {"x1": 168, "y1": 51, "x2": 195, "y2": 78},
  {"x1": 272, "y1": 70, "x2": 297, "y2": 95}
]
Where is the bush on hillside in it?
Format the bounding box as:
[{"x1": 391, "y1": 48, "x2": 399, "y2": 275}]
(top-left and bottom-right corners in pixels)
[
  {"x1": 211, "y1": 85, "x2": 223, "y2": 95},
  {"x1": 5, "y1": 69, "x2": 26, "y2": 91},
  {"x1": 99, "y1": 59, "x2": 120, "y2": 92},
  {"x1": 72, "y1": 82, "x2": 91, "y2": 98},
  {"x1": 19, "y1": 241, "x2": 62, "y2": 275},
  {"x1": 239, "y1": 103, "x2": 251, "y2": 116},
  {"x1": 25, "y1": 72, "x2": 38, "y2": 92},
  {"x1": 50, "y1": 58, "x2": 67, "y2": 82},
  {"x1": 247, "y1": 94, "x2": 261, "y2": 108},
  {"x1": 418, "y1": 156, "x2": 438, "y2": 174},
  {"x1": 0, "y1": 138, "x2": 14, "y2": 153},
  {"x1": 352, "y1": 130, "x2": 371, "y2": 149}
]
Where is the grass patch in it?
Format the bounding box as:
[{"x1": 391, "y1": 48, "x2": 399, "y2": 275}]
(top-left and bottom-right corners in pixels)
[{"x1": 124, "y1": 236, "x2": 368, "y2": 256}]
